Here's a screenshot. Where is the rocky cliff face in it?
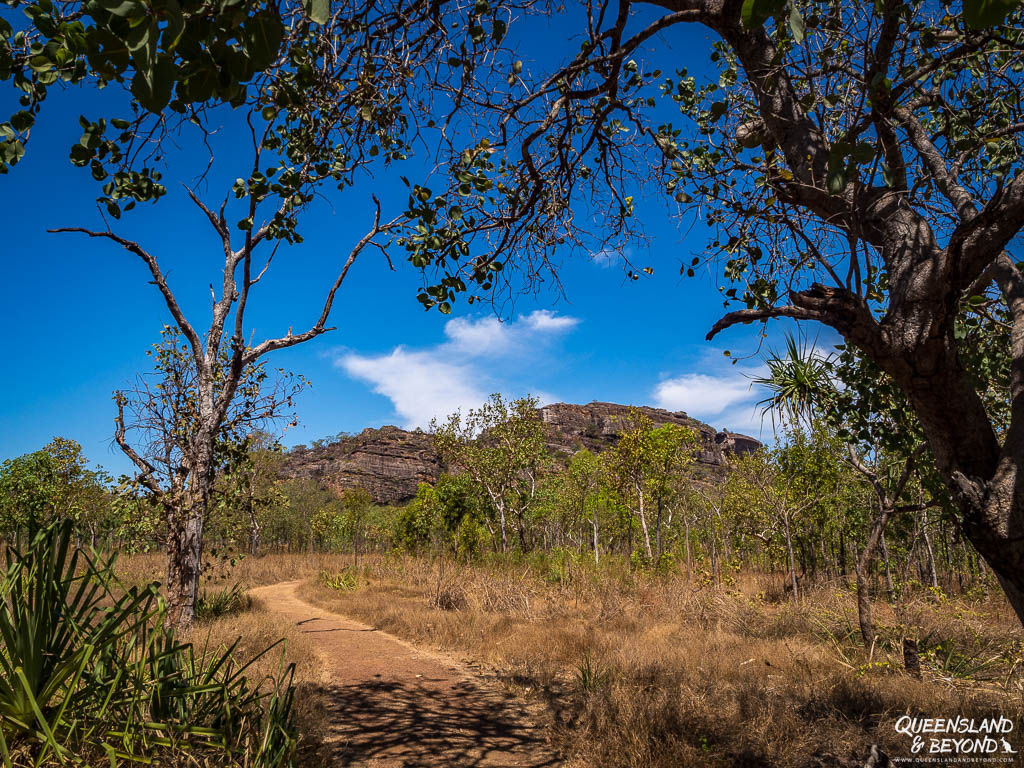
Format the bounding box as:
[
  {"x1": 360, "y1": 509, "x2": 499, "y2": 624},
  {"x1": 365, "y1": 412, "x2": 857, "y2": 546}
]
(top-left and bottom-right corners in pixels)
[
  {"x1": 281, "y1": 402, "x2": 761, "y2": 505},
  {"x1": 282, "y1": 426, "x2": 441, "y2": 504},
  {"x1": 539, "y1": 401, "x2": 761, "y2": 468}
]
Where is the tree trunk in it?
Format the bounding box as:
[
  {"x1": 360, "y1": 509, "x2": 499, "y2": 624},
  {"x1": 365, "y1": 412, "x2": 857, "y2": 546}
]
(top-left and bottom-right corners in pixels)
[
  {"x1": 854, "y1": 555, "x2": 875, "y2": 648},
  {"x1": 166, "y1": 508, "x2": 205, "y2": 630},
  {"x1": 497, "y1": 501, "x2": 508, "y2": 554},
  {"x1": 636, "y1": 486, "x2": 653, "y2": 561},
  {"x1": 517, "y1": 507, "x2": 528, "y2": 552},
  {"x1": 783, "y1": 512, "x2": 799, "y2": 601},
  {"x1": 879, "y1": 529, "x2": 896, "y2": 601},
  {"x1": 893, "y1": 341, "x2": 1024, "y2": 625},
  {"x1": 592, "y1": 506, "x2": 600, "y2": 566},
  {"x1": 249, "y1": 514, "x2": 261, "y2": 557},
  {"x1": 684, "y1": 517, "x2": 692, "y2": 573}
]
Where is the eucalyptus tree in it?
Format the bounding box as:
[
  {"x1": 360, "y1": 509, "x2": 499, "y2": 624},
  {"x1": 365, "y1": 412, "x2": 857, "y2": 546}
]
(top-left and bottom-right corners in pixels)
[
  {"x1": 604, "y1": 416, "x2": 699, "y2": 563},
  {"x1": 432, "y1": 394, "x2": 547, "y2": 553},
  {"x1": 560, "y1": 449, "x2": 603, "y2": 563}
]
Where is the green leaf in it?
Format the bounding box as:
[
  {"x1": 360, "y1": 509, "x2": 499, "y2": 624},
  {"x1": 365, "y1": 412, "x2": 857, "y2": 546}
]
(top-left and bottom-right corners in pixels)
[
  {"x1": 740, "y1": 0, "x2": 786, "y2": 28},
  {"x1": 788, "y1": 5, "x2": 805, "y2": 42},
  {"x1": 438, "y1": 301, "x2": 452, "y2": 314},
  {"x1": 96, "y1": 0, "x2": 139, "y2": 17},
  {"x1": 964, "y1": 0, "x2": 1020, "y2": 28},
  {"x1": 827, "y1": 169, "x2": 846, "y2": 195},
  {"x1": 131, "y1": 54, "x2": 175, "y2": 113},
  {"x1": 245, "y1": 12, "x2": 284, "y2": 70},
  {"x1": 161, "y1": 0, "x2": 186, "y2": 51},
  {"x1": 9, "y1": 111, "x2": 33, "y2": 131},
  {"x1": 303, "y1": 0, "x2": 330, "y2": 24},
  {"x1": 852, "y1": 142, "x2": 875, "y2": 164}
]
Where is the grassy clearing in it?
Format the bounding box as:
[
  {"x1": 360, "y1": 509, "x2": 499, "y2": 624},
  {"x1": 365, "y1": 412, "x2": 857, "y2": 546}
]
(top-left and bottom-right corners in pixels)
[
  {"x1": 114, "y1": 550, "x2": 1023, "y2": 765},
  {"x1": 292, "y1": 553, "x2": 1023, "y2": 768}
]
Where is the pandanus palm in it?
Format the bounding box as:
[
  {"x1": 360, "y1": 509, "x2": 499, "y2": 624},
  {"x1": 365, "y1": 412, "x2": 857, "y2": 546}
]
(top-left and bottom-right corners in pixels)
[
  {"x1": 751, "y1": 333, "x2": 837, "y2": 428},
  {"x1": 0, "y1": 522, "x2": 298, "y2": 766}
]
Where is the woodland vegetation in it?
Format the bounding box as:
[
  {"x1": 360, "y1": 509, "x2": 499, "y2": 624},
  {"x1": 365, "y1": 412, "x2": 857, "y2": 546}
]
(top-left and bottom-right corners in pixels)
[
  {"x1": 4, "y1": 0, "x2": 1024, "y2": 763},
  {"x1": 2, "y1": 408, "x2": 1019, "y2": 765},
  {"x1": 0, "y1": 386, "x2": 997, "y2": 626}
]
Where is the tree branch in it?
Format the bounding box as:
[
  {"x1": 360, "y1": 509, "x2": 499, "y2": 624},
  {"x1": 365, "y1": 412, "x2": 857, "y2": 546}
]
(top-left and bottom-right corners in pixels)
[
  {"x1": 242, "y1": 197, "x2": 400, "y2": 365},
  {"x1": 48, "y1": 227, "x2": 204, "y2": 359}
]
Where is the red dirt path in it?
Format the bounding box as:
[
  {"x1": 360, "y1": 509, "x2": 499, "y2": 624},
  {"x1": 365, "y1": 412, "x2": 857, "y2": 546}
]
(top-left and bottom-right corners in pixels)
[{"x1": 251, "y1": 581, "x2": 560, "y2": 768}]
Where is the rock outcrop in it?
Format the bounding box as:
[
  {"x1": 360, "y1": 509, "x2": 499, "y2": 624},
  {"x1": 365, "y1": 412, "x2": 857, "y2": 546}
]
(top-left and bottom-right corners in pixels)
[
  {"x1": 539, "y1": 401, "x2": 761, "y2": 468},
  {"x1": 283, "y1": 426, "x2": 441, "y2": 504},
  {"x1": 281, "y1": 402, "x2": 761, "y2": 505}
]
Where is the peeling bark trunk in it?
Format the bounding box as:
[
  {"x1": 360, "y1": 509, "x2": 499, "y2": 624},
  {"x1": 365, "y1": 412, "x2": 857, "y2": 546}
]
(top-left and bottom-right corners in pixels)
[
  {"x1": 636, "y1": 486, "x2": 653, "y2": 562},
  {"x1": 166, "y1": 509, "x2": 205, "y2": 630}
]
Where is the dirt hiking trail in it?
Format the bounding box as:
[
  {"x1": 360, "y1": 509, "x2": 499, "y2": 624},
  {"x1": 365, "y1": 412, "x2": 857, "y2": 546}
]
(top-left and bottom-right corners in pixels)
[{"x1": 251, "y1": 581, "x2": 560, "y2": 768}]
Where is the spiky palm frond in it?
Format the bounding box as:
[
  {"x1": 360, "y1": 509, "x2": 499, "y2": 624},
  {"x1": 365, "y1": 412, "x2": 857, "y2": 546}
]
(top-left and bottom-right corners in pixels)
[{"x1": 752, "y1": 333, "x2": 836, "y2": 429}]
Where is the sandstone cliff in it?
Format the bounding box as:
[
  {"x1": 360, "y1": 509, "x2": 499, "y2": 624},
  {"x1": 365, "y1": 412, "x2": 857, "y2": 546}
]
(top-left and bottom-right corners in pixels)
[{"x1": 281, "y1": 402, "x2": 760, "y2": 504}]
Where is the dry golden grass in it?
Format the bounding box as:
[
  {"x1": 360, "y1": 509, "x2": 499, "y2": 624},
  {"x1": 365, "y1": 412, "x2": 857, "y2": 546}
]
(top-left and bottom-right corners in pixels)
[
  {"x1": 293, "y1": 554, "x2": 1024, "y2": 768},
  {"x1": 114, "y1": 550, "x2": 1024, "y2": 766},
  {"x1": 112, "y1": 550, "x2": 350, "y2": 591}
]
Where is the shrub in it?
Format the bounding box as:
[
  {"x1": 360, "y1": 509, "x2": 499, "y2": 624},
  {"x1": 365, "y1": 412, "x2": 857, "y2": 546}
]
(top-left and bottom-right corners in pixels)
[
  {"x1": 0, "y1": 522, "x2": 298, "y2": 766},
  {"x1": 317, "y1": 567, "x2": 359, "y2": 592},
  {"x1": 198, "y1": 581, "x2": 253, "y2": 621}
]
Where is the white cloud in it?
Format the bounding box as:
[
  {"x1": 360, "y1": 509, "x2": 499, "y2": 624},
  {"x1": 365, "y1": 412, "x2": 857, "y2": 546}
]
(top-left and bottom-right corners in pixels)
[
  {"x1": 651, "y1": 362, "x2": 770, "y2": 438},
  {"x1": 524, "y1": 310, "x2": 580, "y2": 332},
  {"x1": 443, "y1": 316, "x2": 511, "y2": 357},
  {"x1": 340, "y1": 348, "x2": 486, "y2": 430},
  {"x1": 591, "y1": 246, "x2": 631, "y2": 269},
  {"x1": 338, "y1": 311, "x2": 580, "y2": 429},
  {"x1": 653, "y1": 372, "x2": 755, "y2": 417}
]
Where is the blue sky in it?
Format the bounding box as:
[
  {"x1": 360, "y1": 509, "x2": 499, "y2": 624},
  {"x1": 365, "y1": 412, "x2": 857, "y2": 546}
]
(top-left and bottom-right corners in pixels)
[{"x1": 0, "y1": 6, "x2": 819, "y2": 476}]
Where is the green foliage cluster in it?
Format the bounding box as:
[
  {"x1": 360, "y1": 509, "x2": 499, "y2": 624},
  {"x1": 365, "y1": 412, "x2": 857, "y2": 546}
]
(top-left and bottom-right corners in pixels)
[
  {"x1": 0, "y1": 522, "x2": 297, "y2": 766},
  {"x1": 0, "y1": 437, "x2": 141, "y2": 547}
]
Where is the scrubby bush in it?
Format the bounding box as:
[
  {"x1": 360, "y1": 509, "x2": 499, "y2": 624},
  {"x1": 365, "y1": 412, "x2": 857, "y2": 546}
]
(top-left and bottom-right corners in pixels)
[{"x1": 0, "y1": 522, "x2": 297, "y2": 766}]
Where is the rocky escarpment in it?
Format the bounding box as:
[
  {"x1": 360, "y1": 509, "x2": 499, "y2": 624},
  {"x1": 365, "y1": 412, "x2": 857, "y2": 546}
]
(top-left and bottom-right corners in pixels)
[
  {"x1": 540, "y1": 401, "x2": 761, "y2": 468},
  {"x1": 283, "y1": 426, "x2": 441, "y2": 505},
  {"x1": 281, "y1": 402, "x2": 761, "y2": 505}
]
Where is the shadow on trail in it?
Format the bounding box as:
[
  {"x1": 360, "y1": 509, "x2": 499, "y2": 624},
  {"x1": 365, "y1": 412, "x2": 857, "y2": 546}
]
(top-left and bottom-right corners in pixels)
[{"x1": 316, "y1": 677, "x2": 560, "y2": 767}]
